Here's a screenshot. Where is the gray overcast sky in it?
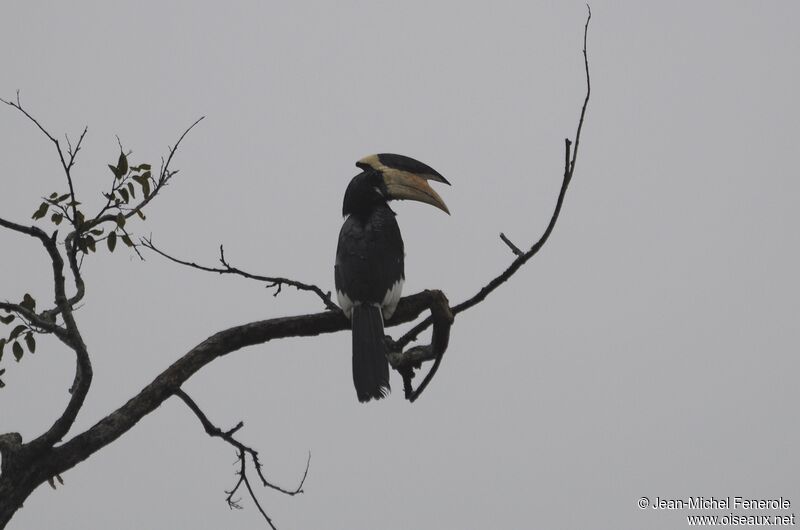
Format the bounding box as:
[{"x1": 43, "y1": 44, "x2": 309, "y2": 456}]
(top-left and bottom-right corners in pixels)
[{"x1": 2, "y1": 2, "x2": 799, "y2": 529}]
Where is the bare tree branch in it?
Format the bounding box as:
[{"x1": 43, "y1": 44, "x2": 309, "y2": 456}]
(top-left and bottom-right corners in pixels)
[
  {"x1": 0, "y1": 215, "x2": 53, "y2": 246},
  {"x1": 175, "y1": 389, "x2": 309, "y2": 527},
  {"x1": 392, "y1": 6, "x2": 592, "y2": 363},
  {"x1": 175, "y1": 389, "x2": 309, "y2": 496},
  {"x1": 499, "y1": 232, "x2": 523, "y2": 256},
  {"x1": 0, "y1": 92, "x2": 83, "y2": 221},
  {"x1": 387, "y1": 290, "x2": 453, "y2": 402},
  {"x1": 142, "y1": 238, "x2": 339, "y2": 311},
  {"x1": 570, "y1": 4, "x2": 592, "y2": 178}
]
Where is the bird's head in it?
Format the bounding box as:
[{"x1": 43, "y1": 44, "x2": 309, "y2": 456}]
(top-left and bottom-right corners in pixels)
[{"x1": 343, "y1": 153, "x2": 450, "y2": 217}]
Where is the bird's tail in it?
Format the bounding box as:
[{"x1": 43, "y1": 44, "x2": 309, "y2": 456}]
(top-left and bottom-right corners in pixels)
[{"x1": 352, "y1": 304, "x2": 390, "y2": 402}]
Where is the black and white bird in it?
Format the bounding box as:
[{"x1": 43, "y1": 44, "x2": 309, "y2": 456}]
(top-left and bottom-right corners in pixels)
[{"x1": 335, "y1": 154, "x2": 450, "y2": 402}]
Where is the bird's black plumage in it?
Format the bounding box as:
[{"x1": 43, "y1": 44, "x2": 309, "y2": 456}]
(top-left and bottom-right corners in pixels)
[
  {"x1": 336, "y1": 174, "x2": 404, "y2": 402},
  {"x1": 335, "y1": 154, "x2": 449, "y2": 403},
  {"x1": 336, "y1": 202, "x2": 404, "y2": 310}
]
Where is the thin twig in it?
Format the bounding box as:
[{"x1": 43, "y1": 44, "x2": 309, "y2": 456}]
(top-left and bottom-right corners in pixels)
[
  {"x1": 240, "y1": 455, "x2": 277, "y2": 530},
  {"x1": 175, "y1": 389, "x2": 309, "y2": 527},
  {"x1": 143, "y1": 238, "x2": 338, "y2": 311},
  {"x1": 570, "y1": 5, "x2": 592, "y2": 179},
  {"x1": 393, "y1": 5, "x2": 592, "y2": 359},
  {"x1": 499, "y1": 233, "x2": 523, "y2": 256},
  {"x1": 84, "y1": 117, "x2": 205, "y2": 231},
  {"x1": 0, "y1": 92, "x2": 82, "y2": 220},
  {"x1": 0, "y1": 301, "x2": 66, "y2": 338}
]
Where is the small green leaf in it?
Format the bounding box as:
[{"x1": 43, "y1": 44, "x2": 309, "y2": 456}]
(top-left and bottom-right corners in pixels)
[
  {"x1": 136, "y1": 209, "x2": 146, "y2": 220},
  {"x1": 90, "y1": 228, "x2": 105, "y2": 236},
  {"x1": 141, "y1": 179, "x2": 151, "y2": 198},
  {"x1": 12, "y1": 341, "x2": 23, "y2": 361},
  {"x1": 10, "y1": 324, "x2": 27, "y2": 339},
  {"x1": 51, "y1": 212, "x2": 63, "y2": 225},
  {"x1": 32, "y1": 202, "x2": 49, "y2": 220},
  {"x1": 84, "y1": 235, "x2": 96, "y2": 253},
  {"x1": 115, "y1": 213, "x2": 126, "y2": 228},
  {"x1": 48, "y1": 193, "x2": 71, "y2": 204},
  {"x1": 49, "y1": 192, "x2": 58, "y2": 199},
  {"x1": 121, "y1": 234, "x2": 133, "y2": 247},
  {"x1": 107, "y1": 231, "x2": 117, "y2": 252},
  {"x1": 117, "y1": 151, "x2": 128, "y2": 176},
  {"x1": 75, "y1": 210, "x2": 85, "y2": 228},
  {"x1": 25, "y1": 332, "x2": 36, "y2": 353},
  {"x1": 21, "y1": 293, "x2": 36, "y2": 311},
  {"x1": 139, "y1": 163, "x2": 151, "y2": 171},
  {"x1": 119, "y1": 188, "x2": 129, "y2": 203},
  {"x1": 0, "y1": 314, "x2": 14, "y2": 325},
  {"x1": 127, "y1": 182, "x2": 135, "y2": 199}
]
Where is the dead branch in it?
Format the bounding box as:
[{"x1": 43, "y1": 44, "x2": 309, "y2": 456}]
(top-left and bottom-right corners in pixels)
[
  {"x1": 175, "y1": 389, "x2": 309, "y2": 528},
  {"x1": 141, "y1": 239, "x2": 338, "y2": 312},
  {"x1": 391, "y1": 6, "x2": 592, "y2": 368}
]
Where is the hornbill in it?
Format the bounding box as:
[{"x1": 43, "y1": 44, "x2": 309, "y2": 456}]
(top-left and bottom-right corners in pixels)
[{"x1": 335, "y1": 154, "x2": 450, "y2": 402}]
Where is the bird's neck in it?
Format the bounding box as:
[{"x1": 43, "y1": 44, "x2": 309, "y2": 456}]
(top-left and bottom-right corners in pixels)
[{"x1": 346, "y1": 202, "x2": 395, "y2": 222}]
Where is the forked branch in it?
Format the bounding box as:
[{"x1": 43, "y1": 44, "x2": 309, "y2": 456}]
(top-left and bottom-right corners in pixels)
[
  {"x1": 141, "y1": 240, "x2": 338, "y2": 311},
  {"x1": 175, "y1": 390, "x2": 310, "y2": 529},
  {"x1": 383, "y1": 6, "x2": 592, "y2": 398}
]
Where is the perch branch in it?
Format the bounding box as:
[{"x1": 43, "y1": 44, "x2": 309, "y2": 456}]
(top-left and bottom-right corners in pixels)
[{"x1": 387, "y1": 290, "x2": 453, "y2": 402}]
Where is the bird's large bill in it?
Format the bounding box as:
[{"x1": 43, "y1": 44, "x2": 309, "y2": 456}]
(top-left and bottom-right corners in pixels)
[{"x1": 384, "y1": 172, "x2": 450, "y2": 214}]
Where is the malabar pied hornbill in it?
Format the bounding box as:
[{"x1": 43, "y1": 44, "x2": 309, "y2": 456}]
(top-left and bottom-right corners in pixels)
[{"x1": 335, "y1": 154, "x2": 450, "y2": 402}]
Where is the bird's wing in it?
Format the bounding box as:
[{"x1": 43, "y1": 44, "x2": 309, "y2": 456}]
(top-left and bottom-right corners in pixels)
[{"x1": 335, "y1": 209, "x2": 404, "y2": 311}]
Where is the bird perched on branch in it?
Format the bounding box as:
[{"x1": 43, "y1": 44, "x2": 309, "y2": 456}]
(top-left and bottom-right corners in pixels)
[{"x1": 335, "y1": 154, "x2": 450, "y2": 402}]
